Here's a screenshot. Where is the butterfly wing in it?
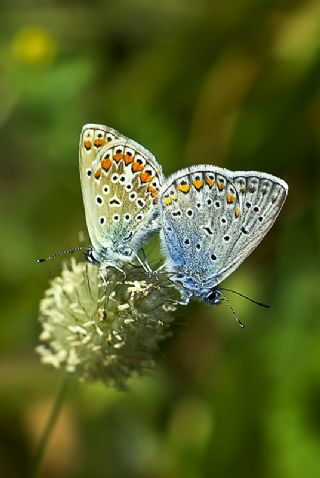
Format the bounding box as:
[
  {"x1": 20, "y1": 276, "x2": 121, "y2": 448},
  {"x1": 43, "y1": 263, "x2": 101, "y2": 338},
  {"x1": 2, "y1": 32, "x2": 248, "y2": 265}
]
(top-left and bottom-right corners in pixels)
[
  {"x1": 89, "y1": 137, "x2": 163, "y2": 262},
  {"x1": 79, "y1": 124, "x2": 122, "y2": 253},
  {"x1": 160, "y1": 165, "x2": 288, "y2": 297}
]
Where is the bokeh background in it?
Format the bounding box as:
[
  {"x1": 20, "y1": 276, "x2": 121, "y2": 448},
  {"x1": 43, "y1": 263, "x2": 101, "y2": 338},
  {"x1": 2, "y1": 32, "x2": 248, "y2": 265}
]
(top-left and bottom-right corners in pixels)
[{"x1": 1, "y1": 0, "x2": 320, "y2": 477}]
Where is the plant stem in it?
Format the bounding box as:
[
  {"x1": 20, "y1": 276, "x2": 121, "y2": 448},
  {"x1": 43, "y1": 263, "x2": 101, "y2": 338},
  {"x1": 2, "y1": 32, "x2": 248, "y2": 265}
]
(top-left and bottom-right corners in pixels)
[{"x1": 30, "y1": 374, "x2": 71, "y2": 478}]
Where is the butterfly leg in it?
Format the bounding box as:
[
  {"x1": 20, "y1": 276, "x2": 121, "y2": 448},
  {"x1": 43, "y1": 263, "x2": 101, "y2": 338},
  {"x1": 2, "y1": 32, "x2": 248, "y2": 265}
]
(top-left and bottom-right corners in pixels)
[
  {"x1": 128, "y1": 249, "x2": 154, "y2": 275},
  {"x1": 166, "y1": 285, "x2": 192, "y2": 306},
  {"x1": 177, "y1": 288, "x2": 193, "y2": 305},
  {"x1": 137, "y1": 254, "x2": 153, "y2": 274},
  {"x1": 99, "y1": 262, "x2": 127, "y2": 282}
]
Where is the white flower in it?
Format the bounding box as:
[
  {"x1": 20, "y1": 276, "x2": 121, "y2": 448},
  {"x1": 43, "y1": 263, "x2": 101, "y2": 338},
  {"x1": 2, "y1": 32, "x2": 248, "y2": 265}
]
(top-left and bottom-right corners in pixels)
[{"x1": 37, "y1": 259, "x2": 178, "y2": 389}]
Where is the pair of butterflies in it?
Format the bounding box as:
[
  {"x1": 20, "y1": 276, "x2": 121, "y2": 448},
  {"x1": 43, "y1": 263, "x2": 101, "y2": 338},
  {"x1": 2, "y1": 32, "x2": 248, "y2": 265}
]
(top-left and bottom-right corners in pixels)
[{"x1": 80, "y1": 123, "x2": 288, "y2": 306}]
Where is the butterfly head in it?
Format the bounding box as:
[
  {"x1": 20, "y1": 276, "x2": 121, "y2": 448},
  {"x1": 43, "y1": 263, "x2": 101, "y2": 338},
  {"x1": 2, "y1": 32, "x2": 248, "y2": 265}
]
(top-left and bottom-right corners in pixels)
[
  {"x1": 84, "y1": 248, "x2": 100, "y2": 265},
  {"x1": 203, "y1": 287, "x2": 222, "y2": 306},
  {"x1": 84, "y1": 246, "x2": 134, "y2": 266}
]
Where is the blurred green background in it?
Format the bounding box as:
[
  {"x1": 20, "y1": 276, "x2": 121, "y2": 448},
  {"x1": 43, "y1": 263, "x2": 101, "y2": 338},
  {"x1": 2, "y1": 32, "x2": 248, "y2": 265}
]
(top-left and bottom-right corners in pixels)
[{"x1": 1, "y1": 0, "x2": 320, "y2": 477}]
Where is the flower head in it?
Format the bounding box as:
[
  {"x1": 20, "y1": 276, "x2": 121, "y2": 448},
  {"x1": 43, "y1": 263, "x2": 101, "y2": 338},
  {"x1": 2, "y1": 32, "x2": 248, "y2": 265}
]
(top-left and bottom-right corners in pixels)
[{"x1": 37, "y1": 259, "x2": 178, "y2": 389}]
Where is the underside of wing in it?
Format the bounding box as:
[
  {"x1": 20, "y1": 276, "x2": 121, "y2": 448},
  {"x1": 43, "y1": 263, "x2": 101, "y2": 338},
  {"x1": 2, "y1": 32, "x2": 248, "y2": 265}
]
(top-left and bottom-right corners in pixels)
[
  {"x1": 90, "y1": 138, "x2": 163, "y2": 260},
  {"x1": 79, "y1": 124, "x2": 123, "y2": 250},
  {"x1": 160, "y1": 165, "x2": 288, "y2": 294}
]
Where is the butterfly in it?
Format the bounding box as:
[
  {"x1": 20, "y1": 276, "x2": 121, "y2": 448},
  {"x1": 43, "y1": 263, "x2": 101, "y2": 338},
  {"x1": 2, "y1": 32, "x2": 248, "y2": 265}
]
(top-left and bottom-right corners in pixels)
[
  {"x1": 159, "y1": 164, "x2": 288, "y2": 306},
  {"x1": 79, "y1": 124, "x2": 163, "y2": 268}
]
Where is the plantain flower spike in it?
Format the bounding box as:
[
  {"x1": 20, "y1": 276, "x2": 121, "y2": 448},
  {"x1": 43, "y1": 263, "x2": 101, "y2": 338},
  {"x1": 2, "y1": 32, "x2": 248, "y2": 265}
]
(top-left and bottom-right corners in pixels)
[{"x1": 37, "y1": 259, "x2": 178, "y2": 389}]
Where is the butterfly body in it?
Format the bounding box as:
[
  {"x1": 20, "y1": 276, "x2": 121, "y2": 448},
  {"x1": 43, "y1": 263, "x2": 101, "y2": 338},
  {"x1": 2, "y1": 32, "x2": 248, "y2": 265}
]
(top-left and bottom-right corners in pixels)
[
  {"x1": 160, "y1": 164, "x2": 288, "y2": 303},
  {"x1": 80, "y1": 124, "x2": 163, "y2": 266}
]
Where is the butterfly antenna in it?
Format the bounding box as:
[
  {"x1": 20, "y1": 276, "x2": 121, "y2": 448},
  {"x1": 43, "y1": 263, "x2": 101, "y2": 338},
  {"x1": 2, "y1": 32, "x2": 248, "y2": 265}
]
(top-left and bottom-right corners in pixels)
[
  {"x1": 220, "y1": 287, "x2": 270, "y2": 308},
  {"x1": 218, "y1": 291, "x2": 245, "y2": 328},
  {"x1": 36, "y1": 246, "x2": 90, "y2": 263}
]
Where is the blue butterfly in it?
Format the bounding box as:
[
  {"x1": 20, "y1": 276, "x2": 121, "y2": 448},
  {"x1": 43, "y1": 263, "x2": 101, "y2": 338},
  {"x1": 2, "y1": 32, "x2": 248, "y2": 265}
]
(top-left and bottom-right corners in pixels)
[{"x1": 160, "y1": 165, "x2": 288, "y2": 310}]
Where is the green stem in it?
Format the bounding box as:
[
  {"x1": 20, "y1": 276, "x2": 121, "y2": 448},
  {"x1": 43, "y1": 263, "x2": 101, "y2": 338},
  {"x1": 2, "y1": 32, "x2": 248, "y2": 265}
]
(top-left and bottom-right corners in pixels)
[{"x1": 30, "y1": 374, "x2": 71, "y2": 478}]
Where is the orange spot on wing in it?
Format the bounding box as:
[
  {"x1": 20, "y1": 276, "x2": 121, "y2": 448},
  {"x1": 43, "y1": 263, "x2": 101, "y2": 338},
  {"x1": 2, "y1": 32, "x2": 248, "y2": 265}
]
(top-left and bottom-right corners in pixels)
[
  {"x1": 101, "y1": 158, "x2": 111, "y2": 171},
  {"x1": 83, "y1": 140, "x2": 92, "y2": 150},
  {"x1": 227, "y1": 193, "x2": 235, "y2": 204},
  {"x1": 113, "y1": 152, "x2": 123, "y2": 162},
  {"x1": 193, "y1": 180, "x2": 204, "y2": 190},
  {"x1": 124, "y1": 154, "x2": 134, "y2": 165},
  {"x1": 95, "y1": 168, "x2": 101, "y2": 179},
  {"x1": 140, "y1": 171, "x2": 153, "y2": 183},
  {"x1": 164, "y1": 197, "x2": 172, "y2": 205},
  {"x1": 132, "y1": 162, "x2": 144, "y2": 172},
  {"x1": 218, "y1": 182, "x2": 225, "y2": 191},
  {"x1": 205, "y1": 178, "x2": 215, "y2": 188},
  {"x1": 94, "y1": 138, "x2": 106, "y2": 148},
  {"x1": 147, "y1": 185, "x2": 158, "y2": 197},
  {"x1": 178, "y1": 184, "x2": 190, "y2": 193},
  {"x1": 235, "y1": 207, "x2": 240, "y2": 218}
]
